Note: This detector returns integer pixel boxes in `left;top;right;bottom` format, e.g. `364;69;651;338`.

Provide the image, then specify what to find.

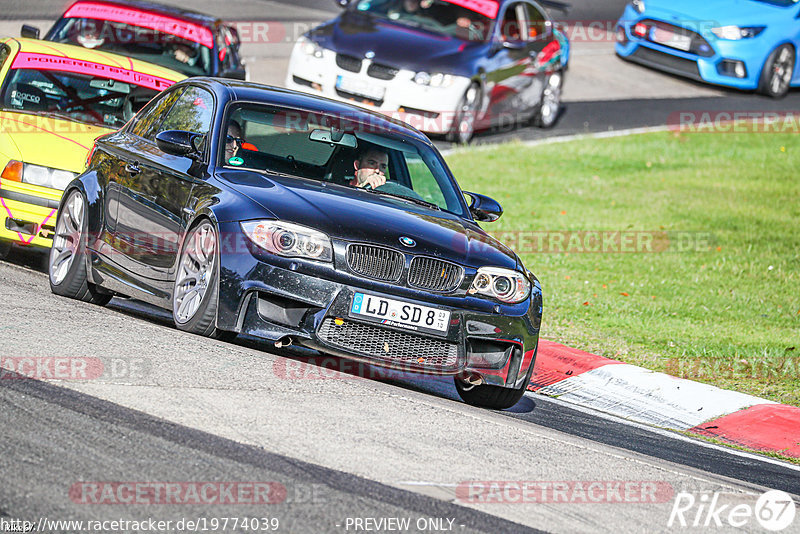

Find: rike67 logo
668;490;796;531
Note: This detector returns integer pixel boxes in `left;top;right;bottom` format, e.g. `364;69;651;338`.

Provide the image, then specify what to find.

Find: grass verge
447;131;800;406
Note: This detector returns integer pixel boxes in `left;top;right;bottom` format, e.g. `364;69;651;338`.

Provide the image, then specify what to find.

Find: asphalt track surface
1;250;799;533
0;373;536;534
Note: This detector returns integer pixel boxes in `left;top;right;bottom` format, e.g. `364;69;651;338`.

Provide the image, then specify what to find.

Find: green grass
446;132;800;406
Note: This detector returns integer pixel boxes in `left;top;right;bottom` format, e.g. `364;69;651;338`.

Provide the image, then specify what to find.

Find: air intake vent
318;318;459;369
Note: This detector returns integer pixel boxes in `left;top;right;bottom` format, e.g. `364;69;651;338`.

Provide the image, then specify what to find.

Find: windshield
47;17;213;77
0;56;171;128
221;104;468;217
352;0;495;41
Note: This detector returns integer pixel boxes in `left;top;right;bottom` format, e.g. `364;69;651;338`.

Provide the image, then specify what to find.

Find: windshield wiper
362;187;441;210
38;110;104;127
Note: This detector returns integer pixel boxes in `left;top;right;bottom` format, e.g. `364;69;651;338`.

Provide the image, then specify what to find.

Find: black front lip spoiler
0;186;60;209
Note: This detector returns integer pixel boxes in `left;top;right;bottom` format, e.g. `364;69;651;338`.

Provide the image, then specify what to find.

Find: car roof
4;37;187;82
194;78;434;145
61;0;222;27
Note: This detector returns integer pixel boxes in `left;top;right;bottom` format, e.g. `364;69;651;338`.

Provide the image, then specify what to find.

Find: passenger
225;120;243;162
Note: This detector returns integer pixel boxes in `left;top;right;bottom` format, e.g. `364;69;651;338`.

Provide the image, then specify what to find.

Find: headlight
241;220;333;262
711;26;765;40
631;0;645;14
1;160;76;190
413;72;455;88
297;36;324;58
469;267;530;304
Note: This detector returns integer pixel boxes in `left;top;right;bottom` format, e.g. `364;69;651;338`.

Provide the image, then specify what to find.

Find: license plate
651;27;692;52
350;293;450;335
336;75;385;101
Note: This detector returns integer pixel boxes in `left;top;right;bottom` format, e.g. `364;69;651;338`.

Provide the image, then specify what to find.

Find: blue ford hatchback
616;0;799;97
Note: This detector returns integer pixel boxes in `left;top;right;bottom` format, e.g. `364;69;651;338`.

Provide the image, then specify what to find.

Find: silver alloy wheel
455;85;480;144
538;72;562;128
770;46;794;96
174;222;217;324
49;190;84;285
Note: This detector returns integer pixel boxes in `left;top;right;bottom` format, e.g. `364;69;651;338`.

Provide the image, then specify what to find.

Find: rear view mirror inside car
309;128;357;148
89;78;131;94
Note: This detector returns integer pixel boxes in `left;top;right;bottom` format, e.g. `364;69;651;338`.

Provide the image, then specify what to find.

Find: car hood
219;170;519;271
643;0;792;26
310;12;484;74
0;111;112;172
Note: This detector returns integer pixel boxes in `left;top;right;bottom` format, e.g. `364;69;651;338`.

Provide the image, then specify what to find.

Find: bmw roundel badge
399;236;416;247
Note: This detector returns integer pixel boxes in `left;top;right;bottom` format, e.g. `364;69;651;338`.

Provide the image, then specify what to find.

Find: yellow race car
0;37;184;256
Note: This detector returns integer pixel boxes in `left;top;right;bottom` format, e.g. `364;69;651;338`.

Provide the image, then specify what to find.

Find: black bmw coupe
48;78;542;409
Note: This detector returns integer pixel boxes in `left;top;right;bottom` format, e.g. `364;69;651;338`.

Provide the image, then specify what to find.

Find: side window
500;4;527;41
131;87;185;140
0;44;10;71
524;3;548;40
405;152;446;207
159;86;215;134
217;27;238;70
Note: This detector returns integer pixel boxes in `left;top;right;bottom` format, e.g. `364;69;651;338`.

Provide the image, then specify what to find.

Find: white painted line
534;363;775;431
440;126;670;157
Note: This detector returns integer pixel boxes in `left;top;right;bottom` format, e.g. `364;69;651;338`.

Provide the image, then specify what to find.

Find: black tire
48;189;112;305
532;70;563;128
758;44;795;98
455;350;535;410
172;219;234;340
0;240;11;260
446;83;481;144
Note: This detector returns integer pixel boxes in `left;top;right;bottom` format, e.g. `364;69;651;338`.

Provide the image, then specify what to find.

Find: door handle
125;162;141;175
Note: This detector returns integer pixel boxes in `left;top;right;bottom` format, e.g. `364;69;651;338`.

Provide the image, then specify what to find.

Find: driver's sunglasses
226;135;243;146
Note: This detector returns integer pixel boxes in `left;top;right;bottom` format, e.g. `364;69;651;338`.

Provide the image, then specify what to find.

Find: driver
76;21;105;49
389;0;434;18
350;148;388;189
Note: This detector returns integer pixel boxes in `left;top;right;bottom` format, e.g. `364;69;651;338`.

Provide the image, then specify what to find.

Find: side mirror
464;191;503;222
156;130;203;158
20;25;40;39
501;39;527;51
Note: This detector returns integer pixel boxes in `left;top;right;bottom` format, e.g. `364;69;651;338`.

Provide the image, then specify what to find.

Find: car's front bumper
614;7;777;91
285;44;472;135
215;221;541;390
0;179;60;249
